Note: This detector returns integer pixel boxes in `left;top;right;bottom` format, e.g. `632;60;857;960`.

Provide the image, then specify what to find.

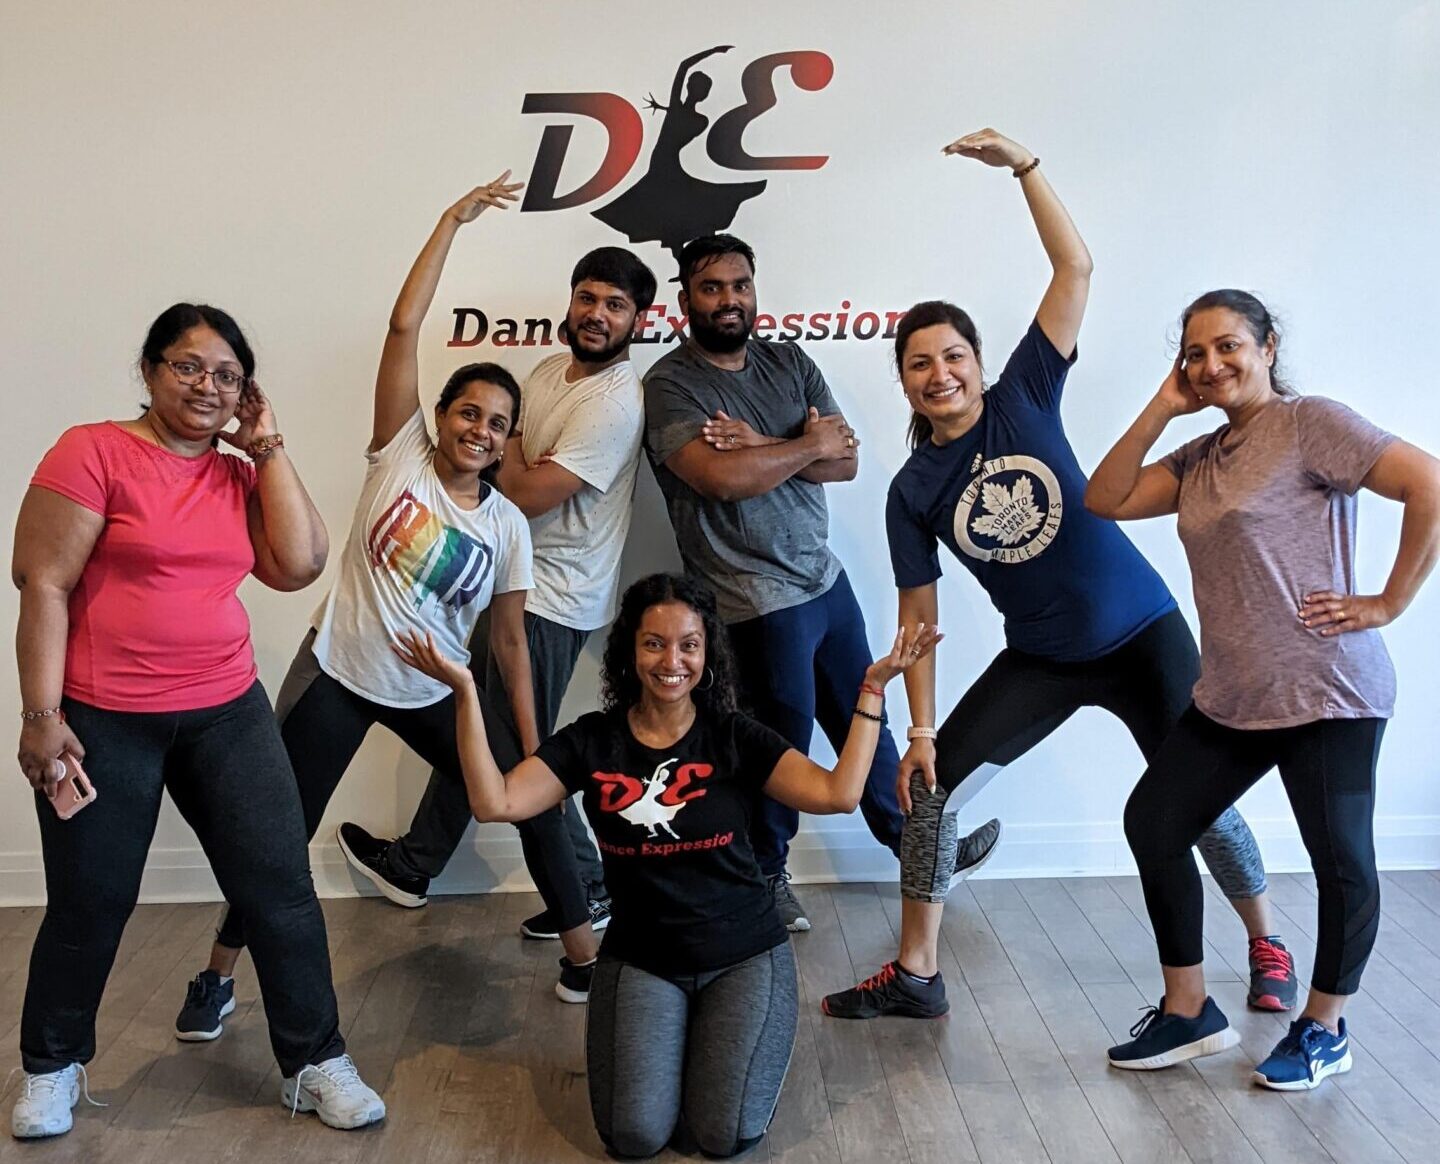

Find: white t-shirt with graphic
311;409;533;708
518;354;644;631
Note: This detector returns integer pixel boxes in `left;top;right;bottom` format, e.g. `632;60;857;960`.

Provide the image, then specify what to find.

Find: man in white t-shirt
342;247;656;935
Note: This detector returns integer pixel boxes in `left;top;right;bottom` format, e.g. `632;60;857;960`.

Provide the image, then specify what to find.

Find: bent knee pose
824;131;1285;1022
183;174;598;1020
346;245;659;946
11;304;383;1139
643;234;902;934
1094;290;1440;1090
392;573;939;1159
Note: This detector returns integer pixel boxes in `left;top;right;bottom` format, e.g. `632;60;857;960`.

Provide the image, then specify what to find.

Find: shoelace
3;1063;107;1109
288;1054;363;1118
1250;939;1294;982
853;963;899;995
1129;1005;1162;1039
1273;1020;1330;1081
185;974;216;1007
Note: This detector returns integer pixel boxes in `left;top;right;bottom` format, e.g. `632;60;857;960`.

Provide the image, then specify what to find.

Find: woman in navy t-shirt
393;572;938;1160
823;130;1288;1023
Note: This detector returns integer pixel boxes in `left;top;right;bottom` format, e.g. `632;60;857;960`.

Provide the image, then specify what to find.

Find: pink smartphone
48;752;96;819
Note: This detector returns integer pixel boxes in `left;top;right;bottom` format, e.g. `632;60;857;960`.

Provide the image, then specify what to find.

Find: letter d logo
520;93;644;212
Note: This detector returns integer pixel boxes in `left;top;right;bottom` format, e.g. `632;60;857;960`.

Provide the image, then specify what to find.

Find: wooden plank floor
2;871;1439;1163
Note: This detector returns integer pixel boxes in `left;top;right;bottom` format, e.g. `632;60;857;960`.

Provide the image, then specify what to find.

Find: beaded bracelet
20;707;62;721
853;706;883;722
1013;156;1041;179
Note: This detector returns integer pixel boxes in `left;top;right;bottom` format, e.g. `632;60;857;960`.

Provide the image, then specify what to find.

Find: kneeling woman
395;573;938;1159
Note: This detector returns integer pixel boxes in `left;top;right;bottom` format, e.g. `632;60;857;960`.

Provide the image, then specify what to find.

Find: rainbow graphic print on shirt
367;489;494;612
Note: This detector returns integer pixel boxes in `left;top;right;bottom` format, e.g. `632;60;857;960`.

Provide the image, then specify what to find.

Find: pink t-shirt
30;422;259;712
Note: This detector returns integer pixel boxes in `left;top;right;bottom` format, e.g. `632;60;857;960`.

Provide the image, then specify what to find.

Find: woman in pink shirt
10;303;385;1139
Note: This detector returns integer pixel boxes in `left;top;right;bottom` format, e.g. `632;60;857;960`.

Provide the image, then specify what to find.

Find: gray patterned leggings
586;943;798;1159
901;610;1268;904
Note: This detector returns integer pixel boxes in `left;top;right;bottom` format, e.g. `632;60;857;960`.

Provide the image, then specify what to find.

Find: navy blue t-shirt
885;321;1175;662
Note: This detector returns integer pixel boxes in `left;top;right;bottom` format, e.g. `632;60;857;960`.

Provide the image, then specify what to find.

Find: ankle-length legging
586;943;798;1159
215;630;589;949
1126;706;1384;995
901;610;1268;904
21;684;344;1077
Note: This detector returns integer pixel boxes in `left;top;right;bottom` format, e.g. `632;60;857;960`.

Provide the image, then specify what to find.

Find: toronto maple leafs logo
954;455;1063;563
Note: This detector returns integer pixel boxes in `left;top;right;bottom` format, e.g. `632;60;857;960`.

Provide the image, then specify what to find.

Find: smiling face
681;252;757;355
633;601;707;709
899;322;985;431
564;278;639;366
1180;307;1277;410
141;324;245;440
433;379;515;478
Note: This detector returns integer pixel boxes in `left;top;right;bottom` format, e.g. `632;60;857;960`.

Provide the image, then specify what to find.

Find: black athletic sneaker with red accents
821;961;949;1019
1247;936;1298;1011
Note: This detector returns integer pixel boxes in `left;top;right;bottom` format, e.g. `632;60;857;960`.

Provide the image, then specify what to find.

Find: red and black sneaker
1247;936;1298;1011
821;961;949;1020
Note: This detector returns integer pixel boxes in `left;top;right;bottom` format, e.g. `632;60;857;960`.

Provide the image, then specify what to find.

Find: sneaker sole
554;982;589;1004
821;996;950;1020
520;914;612;941
279;1081;386;1129
784;916;812;933
1109;1025;1241;1070
175;996;237;1041
1247;991;1296;1012
337;827;426;909
1252;1050;1352;1091
949;820;1003;894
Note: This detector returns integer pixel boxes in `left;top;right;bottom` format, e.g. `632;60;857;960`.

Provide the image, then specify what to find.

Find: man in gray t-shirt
643;234;905;931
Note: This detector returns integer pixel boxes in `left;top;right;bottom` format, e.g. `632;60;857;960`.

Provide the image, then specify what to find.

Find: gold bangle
248;433;285;462
20;706;62;720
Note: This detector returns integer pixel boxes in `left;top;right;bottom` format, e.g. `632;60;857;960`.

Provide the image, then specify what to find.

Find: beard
687;307;754;354
564;315;632;366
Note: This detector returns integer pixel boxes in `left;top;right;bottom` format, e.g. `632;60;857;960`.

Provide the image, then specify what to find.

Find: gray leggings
901;610;1268;903
586;943;798;1159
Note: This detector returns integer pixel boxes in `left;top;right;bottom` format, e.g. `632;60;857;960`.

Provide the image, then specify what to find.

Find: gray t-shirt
1161;395;1396;729
644;339;842;623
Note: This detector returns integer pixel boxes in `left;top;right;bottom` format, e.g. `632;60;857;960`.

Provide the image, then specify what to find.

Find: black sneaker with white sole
337;822;429;908
555;957;594;1003
949;818;1002;892
175;970;236;1041
768;872;810;932
520;897;614;940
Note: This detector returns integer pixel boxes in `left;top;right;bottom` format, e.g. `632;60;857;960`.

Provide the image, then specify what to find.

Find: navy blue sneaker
175;970;236;1041
1253;1017;1352;1090
1107;996;1240;1070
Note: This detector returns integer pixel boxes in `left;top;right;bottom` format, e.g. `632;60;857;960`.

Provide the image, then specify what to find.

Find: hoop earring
696;667;715;692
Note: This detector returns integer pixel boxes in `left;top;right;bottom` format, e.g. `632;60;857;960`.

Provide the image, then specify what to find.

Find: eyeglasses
162;360;247;394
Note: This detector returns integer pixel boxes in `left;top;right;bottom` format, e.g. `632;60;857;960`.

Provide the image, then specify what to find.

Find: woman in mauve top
1092;289;1440;1091
11;303;384;1138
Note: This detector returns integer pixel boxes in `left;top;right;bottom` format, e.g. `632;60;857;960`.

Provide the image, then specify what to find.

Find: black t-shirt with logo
535;707;793;976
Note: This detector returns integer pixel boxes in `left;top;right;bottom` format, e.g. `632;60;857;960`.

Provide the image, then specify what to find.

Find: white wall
1;1;1437;904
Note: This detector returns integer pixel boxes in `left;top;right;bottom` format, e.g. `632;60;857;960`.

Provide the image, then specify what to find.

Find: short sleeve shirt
535;708;792;976
1161;395;1396;728
310;410;532;708
644;340;842;624
517;354;645;631
30;422;259;712
886;322;1176;661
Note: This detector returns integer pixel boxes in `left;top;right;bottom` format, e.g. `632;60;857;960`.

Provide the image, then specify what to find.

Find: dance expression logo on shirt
367;490;495;611
954;456;1063;564
516;46;833;269
591;758;714;839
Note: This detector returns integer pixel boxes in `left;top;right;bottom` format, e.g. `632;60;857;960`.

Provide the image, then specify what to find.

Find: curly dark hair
600;574;741;716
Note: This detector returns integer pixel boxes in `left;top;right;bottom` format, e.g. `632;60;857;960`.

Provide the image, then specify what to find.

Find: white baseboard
1;816;1436;907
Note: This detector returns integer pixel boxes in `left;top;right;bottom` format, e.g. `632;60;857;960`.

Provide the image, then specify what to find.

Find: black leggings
1126;706;1384;995
22;684;343;1077
217;630;589;948
901;609;1268;904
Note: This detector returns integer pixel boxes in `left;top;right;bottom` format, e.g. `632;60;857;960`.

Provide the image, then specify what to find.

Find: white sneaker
280;1054;385;1129
10;1063;100;1139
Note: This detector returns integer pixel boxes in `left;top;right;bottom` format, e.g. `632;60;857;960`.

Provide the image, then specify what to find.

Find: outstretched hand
391;629;475;692
446;171;525;224
865;623;943;689
942;128;1035;172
